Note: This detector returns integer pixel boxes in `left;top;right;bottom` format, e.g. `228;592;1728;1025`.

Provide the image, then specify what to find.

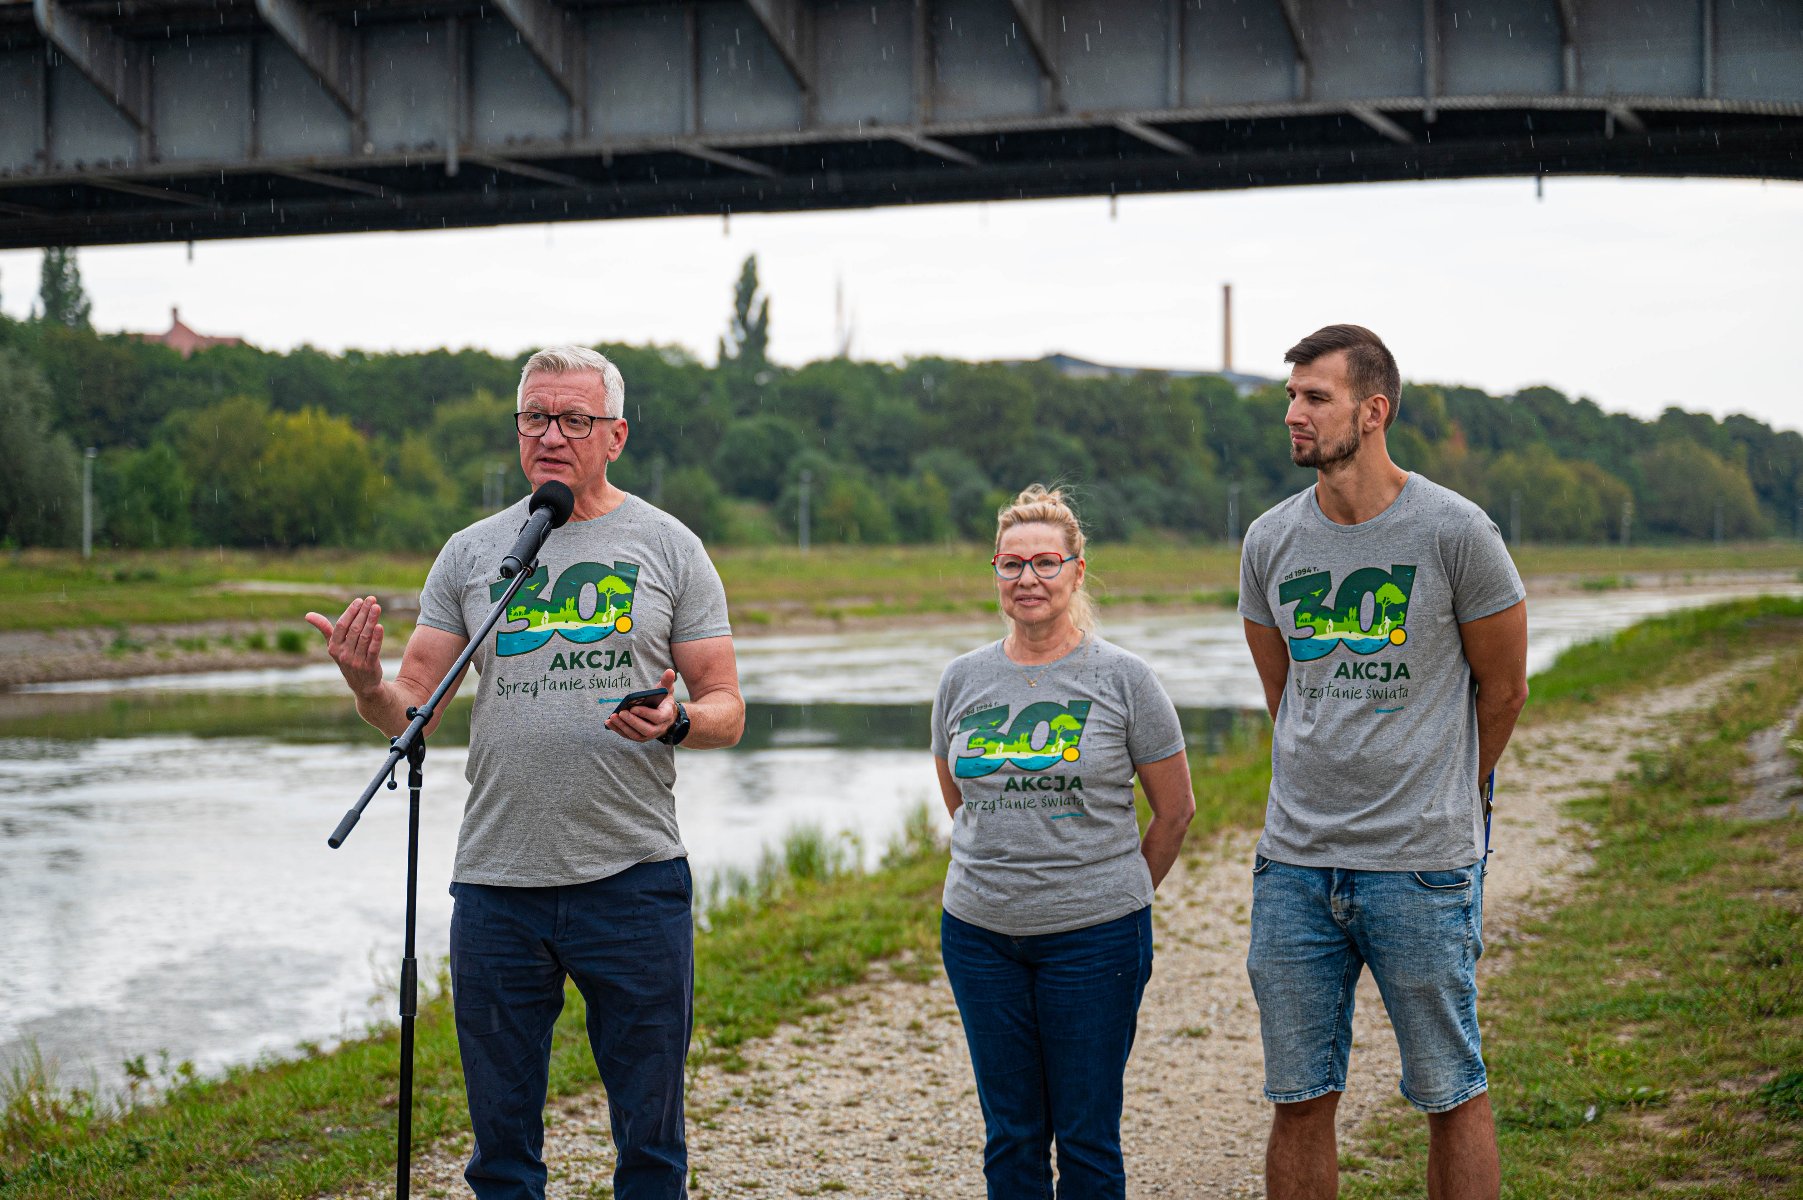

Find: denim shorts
1245;855;1487;1114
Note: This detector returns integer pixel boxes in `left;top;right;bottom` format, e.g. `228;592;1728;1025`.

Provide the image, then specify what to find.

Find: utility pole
482;463;506;512
82;446;97;559
798;469;812;555
1621;498;1634;547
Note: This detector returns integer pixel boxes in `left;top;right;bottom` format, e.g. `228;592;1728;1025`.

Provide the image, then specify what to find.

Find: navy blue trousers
449;858;693;1200
941;906;1154;1200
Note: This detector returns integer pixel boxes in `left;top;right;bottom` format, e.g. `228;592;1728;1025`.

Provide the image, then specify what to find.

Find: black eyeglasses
515;411;616;439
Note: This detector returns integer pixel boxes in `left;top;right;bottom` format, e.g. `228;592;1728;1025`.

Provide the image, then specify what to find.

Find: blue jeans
1246;855;1487;1114
940;907;1154;1200
449;858;694;1200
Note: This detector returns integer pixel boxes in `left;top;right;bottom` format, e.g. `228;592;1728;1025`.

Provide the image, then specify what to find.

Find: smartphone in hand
612;687;669;714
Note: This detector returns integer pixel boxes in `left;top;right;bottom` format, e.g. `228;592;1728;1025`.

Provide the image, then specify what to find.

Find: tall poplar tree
718;254;770;375
38;247;93;328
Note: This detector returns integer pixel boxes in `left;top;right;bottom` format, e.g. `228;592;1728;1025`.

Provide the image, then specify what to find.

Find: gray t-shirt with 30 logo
932;635;1186;937
1239;473;1525;872
417;493;732;887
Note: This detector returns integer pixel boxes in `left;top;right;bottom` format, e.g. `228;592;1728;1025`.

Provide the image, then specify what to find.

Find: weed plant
1;1049;99;1165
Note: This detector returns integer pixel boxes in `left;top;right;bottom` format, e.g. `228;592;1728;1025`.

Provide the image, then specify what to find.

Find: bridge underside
1;0;1798;249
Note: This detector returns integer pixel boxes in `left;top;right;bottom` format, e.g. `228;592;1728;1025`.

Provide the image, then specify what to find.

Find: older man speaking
307;345;744;1200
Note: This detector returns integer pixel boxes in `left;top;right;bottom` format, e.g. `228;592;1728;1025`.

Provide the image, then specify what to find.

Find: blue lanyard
1483;771;1495;858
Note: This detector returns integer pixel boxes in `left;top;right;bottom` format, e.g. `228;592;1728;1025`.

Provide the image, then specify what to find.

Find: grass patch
1756;1070;1803;1119
1509;542;1803;579
104;625;145;656
1526;594;1803;715
1187;717;1275;846
1344;626;1803;1199
0;817;948;1199
5;541;1798;635
0;549;427;633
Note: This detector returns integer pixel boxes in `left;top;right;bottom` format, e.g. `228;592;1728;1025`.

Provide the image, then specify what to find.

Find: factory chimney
1222;283;1234;374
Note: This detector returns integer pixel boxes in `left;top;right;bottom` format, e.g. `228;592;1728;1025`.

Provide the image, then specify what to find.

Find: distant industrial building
1019;282;1276;395
1029;353;1277;396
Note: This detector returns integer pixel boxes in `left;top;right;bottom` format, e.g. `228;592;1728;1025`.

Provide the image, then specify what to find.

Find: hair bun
1014;483;1069;509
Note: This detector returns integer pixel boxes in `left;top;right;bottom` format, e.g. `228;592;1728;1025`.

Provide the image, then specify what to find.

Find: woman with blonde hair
931;484;1196;1199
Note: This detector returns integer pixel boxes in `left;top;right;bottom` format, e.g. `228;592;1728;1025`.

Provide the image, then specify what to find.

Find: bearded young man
1237;325;1529;1200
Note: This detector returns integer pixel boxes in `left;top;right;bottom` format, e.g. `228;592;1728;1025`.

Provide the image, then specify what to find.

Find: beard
1291;421;1361;470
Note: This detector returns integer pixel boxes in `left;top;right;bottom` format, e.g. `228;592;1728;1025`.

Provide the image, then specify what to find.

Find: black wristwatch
658;701;691;746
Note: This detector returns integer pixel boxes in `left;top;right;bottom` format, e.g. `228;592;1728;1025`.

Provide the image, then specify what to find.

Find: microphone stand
326;558;539;1200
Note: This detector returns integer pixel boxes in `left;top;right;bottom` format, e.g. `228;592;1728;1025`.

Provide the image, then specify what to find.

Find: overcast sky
2;175;1798;433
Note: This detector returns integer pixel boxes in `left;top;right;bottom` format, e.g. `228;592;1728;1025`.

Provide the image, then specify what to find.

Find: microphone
499;481;576;578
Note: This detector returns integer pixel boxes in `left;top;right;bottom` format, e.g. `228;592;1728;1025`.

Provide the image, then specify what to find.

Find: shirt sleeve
1237;524;1276;627
1126;654;1187;766
930;672;952;759
670;528;734;643
1448;511;1527;623
416;534;470;638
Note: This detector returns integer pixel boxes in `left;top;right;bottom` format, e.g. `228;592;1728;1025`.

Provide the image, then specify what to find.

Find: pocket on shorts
1411;866;1475;890
1252;854;1272;875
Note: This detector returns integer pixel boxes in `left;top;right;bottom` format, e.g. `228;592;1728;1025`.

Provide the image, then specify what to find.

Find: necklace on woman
1009;629;1084;687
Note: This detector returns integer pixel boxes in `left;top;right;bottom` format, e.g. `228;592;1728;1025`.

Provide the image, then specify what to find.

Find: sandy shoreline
1;568;1795;692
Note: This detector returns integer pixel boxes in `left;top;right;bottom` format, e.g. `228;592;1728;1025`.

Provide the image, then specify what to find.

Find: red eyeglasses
991;551;1079;581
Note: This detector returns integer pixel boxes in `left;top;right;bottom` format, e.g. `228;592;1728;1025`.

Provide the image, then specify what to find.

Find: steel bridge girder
0;0;1799;250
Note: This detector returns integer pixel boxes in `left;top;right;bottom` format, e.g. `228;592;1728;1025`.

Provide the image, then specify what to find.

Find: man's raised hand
305;595;386;698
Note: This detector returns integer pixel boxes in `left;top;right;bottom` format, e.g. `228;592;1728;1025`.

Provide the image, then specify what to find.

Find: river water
0;581;1794;1097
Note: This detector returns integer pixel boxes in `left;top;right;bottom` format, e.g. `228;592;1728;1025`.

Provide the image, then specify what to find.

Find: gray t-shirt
417;493;732;887
1239;473;1525;871
931;634;1186;937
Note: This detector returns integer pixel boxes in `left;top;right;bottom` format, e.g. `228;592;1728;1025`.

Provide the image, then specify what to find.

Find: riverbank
1;539;1798;688
4;597;1799;1199
341;608;1802;1199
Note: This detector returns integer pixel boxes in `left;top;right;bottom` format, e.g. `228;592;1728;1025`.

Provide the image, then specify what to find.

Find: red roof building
133;307;245;358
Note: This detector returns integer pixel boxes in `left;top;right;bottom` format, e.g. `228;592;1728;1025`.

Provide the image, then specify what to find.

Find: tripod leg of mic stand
397;735;425;1200
324;576;536;1195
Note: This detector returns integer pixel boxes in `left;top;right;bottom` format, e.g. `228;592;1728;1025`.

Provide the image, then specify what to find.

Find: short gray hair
517;346;625;418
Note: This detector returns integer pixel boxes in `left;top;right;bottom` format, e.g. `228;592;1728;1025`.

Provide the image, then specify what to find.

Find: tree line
0;253;1796;551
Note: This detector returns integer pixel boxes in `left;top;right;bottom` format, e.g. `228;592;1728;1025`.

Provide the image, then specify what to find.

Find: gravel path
1731;693;1803;821
334;664;1763;1200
